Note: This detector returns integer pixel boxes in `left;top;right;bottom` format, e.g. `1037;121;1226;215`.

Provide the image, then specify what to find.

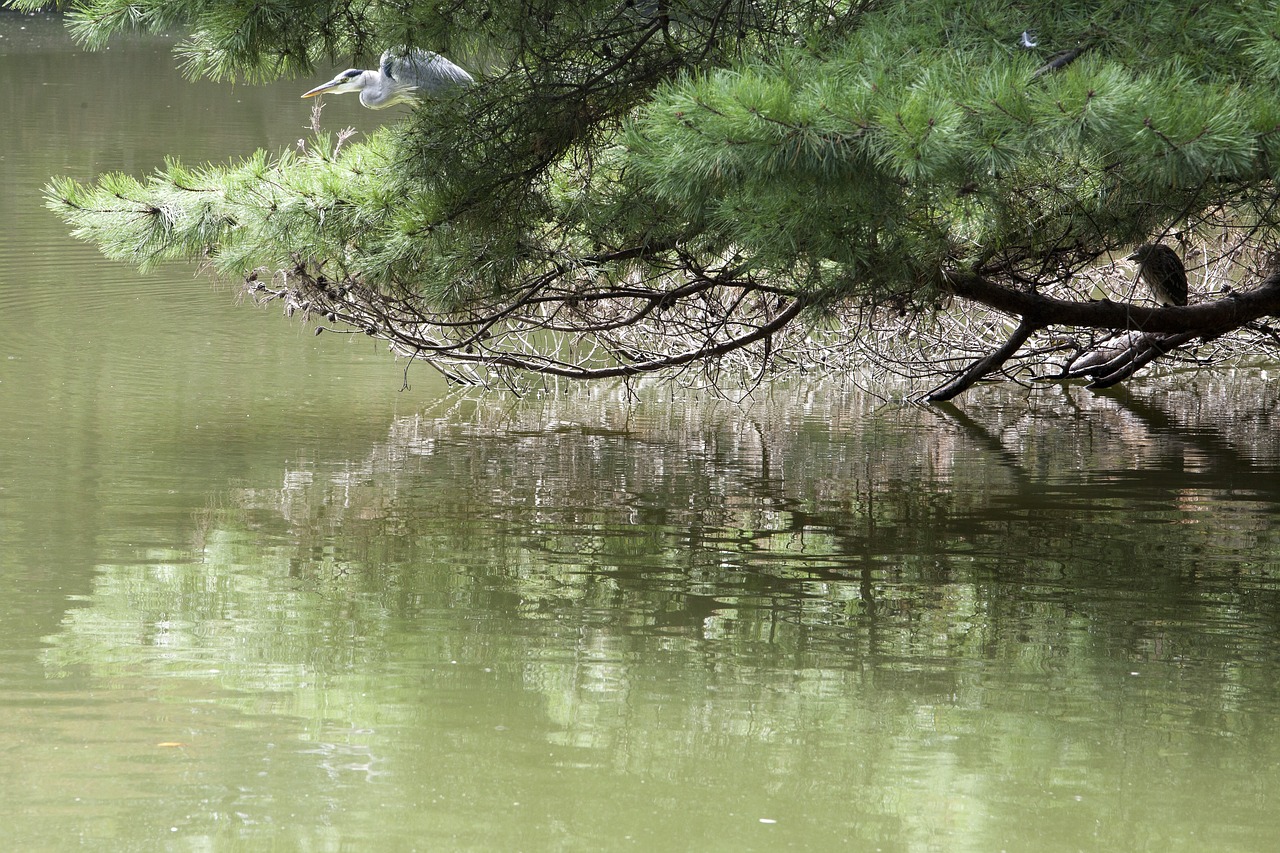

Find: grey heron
1127;243;1188;307
301;48;473;109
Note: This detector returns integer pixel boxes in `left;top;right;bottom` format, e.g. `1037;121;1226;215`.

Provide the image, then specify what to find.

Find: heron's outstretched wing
379;48;474;96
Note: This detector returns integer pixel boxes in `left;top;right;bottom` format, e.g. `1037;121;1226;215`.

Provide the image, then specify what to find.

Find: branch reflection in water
42;377;1280;849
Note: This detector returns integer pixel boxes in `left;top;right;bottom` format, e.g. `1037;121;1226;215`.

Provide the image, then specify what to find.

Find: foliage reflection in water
30;379;1280;850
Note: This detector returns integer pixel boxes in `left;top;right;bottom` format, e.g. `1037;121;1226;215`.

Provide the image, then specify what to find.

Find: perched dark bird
1127;243;1188;307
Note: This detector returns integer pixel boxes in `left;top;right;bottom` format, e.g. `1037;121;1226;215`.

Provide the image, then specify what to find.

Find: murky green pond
5;12;1280;851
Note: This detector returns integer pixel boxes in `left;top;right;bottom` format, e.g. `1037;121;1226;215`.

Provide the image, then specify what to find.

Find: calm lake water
5;11;1280;851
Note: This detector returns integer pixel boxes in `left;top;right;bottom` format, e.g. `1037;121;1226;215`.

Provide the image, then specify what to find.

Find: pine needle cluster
16;0;1280;394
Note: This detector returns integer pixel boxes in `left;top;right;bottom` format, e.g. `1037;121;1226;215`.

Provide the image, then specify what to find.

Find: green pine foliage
13;0;1280;387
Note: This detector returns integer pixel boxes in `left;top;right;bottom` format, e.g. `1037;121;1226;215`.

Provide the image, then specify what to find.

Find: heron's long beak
301;80;341;98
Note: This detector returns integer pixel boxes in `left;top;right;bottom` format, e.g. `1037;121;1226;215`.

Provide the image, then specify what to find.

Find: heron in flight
301;48;473;109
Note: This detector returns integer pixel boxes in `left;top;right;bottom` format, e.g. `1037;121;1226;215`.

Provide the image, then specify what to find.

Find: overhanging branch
449;294;808;379
920;265;1280;400
944;269;1280;332
925;317;1040;402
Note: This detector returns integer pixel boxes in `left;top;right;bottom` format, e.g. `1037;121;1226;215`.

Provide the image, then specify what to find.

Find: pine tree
15;0;1280;398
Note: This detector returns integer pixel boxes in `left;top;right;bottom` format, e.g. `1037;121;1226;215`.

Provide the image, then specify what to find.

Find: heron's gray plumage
302;48;473;109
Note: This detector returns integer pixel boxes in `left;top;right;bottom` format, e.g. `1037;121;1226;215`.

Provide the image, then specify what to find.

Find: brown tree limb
1087;331;1204;388
943;268;1280;332
1032;45;1091;79
476;295;808;379
1062;331;1145;379
923;267;1280;401
925;317;1040;402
